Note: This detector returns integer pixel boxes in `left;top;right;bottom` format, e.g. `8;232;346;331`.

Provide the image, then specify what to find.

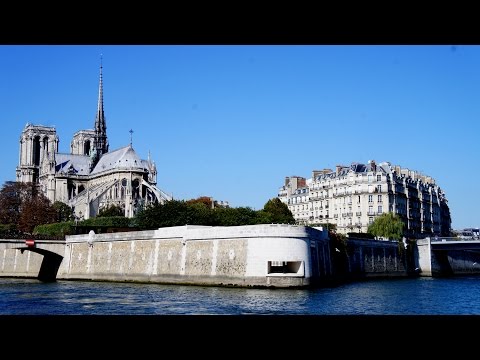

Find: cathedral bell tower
16;124;58;184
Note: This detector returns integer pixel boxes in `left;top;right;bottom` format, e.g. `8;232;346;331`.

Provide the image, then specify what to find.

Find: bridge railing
429;236;479;242
0;233;65;241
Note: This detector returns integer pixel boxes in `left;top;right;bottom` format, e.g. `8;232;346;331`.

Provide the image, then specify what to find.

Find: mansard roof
350;163;366;172
55;153;91;175
314;161;391;181
90;145;147;175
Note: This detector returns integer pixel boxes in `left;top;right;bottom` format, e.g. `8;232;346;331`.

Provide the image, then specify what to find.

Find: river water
1;276;480;315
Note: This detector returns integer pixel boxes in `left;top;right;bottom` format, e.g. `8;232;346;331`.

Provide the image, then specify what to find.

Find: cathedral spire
94;54;108;158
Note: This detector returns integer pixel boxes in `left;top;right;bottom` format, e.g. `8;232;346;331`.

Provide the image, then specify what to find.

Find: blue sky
0;45;477;230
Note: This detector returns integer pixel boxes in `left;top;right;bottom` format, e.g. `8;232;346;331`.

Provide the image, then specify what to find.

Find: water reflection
1;277;480;315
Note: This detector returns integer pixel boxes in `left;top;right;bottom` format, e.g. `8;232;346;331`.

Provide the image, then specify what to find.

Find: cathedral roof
55;153;91;175
90;145;147;175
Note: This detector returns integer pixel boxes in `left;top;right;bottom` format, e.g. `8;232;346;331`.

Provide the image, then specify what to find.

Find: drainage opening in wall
267;261;304;277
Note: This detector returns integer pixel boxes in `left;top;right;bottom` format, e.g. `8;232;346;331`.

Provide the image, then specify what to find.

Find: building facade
278;160;451;238
16;61;172;220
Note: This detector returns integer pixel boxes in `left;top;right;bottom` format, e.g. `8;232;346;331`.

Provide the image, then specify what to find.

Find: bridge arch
9;240;65;255
15;245;64;282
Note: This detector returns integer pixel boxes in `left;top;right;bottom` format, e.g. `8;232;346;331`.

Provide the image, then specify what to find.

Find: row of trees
0;180;406;242
134;197;296;229
305;212;406;241
0;181;296;236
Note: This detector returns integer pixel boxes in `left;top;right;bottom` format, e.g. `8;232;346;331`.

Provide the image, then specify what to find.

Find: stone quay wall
339;238;409;279
0;226;418;287
0;224;332;288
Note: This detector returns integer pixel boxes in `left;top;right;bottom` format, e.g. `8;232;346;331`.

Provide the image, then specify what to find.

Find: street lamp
74;210;83;234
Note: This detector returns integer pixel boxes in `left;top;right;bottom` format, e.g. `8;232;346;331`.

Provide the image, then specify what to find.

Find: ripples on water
1;276;480;315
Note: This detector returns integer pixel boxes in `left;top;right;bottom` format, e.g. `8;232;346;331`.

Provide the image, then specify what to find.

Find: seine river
2;276;480;315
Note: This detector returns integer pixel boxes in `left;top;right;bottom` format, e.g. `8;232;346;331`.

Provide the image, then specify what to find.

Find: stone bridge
416;237;480;276
0;238;66;281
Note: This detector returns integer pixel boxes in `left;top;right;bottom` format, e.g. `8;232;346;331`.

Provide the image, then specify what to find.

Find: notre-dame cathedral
15;60;172;220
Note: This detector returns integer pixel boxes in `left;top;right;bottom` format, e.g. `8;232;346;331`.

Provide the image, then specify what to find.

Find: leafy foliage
136;200;213;229
0;223;20;237
54;201;75;222
72;216;135;235
98;204;124;217
186;196;214;208
0;181;296;235
80;216;132;228
261;198;295;224
135;197;295;229
19;195;57;233
186;202;214;225
0;181;57;233
0;181;26;225
367;212;405;241
213;206;258;226
34;221;75;237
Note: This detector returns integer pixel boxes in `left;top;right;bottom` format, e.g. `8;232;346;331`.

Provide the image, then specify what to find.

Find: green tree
367;212;405;241
134;202;165;229
135;200;197;229
134;198;294;229
19;194;57;233
186;196;214;209
98;204;124;217
54;201;74;222
0;181;25;225
261;198;295;224
158;200;193;227
187;202;213;225
213;206;258;226
34;221;74;237
0;181;57;233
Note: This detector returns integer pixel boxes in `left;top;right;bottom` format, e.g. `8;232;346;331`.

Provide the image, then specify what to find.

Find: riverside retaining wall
341;238;409;278
0;224;332;288
0;225;417;288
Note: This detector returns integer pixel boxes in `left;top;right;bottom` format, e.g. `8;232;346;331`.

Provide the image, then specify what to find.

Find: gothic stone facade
16;62;171;220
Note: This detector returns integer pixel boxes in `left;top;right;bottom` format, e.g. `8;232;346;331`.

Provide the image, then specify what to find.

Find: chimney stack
336;165;342;175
